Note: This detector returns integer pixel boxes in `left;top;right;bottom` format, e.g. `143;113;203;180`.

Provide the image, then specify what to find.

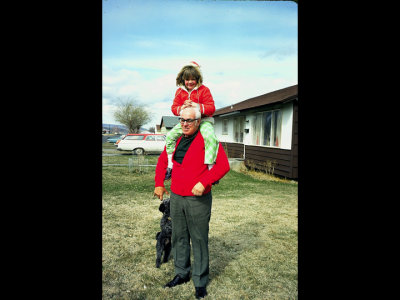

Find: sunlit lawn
102;144;298;299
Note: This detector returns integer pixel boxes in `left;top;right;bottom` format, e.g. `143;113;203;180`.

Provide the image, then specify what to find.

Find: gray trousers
170;191;212;287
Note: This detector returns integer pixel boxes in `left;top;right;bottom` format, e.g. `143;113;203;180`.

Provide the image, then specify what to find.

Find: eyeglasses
179;118;198;125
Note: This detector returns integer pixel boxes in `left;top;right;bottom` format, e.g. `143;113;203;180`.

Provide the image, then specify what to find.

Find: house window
222;119;228;135
252;110;282;147
234;116;245;143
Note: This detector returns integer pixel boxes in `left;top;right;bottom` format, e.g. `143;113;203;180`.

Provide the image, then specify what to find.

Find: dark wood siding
221;143;298;179
245;146;293;178
221;142;244;159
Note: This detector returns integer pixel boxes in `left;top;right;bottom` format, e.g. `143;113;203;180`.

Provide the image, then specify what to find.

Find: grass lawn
102;143;298;299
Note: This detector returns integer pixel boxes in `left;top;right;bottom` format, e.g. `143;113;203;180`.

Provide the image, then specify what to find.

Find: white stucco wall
214;117;235;143
214;101;294;150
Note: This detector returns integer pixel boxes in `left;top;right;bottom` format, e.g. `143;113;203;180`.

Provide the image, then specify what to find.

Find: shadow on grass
208;220;263;284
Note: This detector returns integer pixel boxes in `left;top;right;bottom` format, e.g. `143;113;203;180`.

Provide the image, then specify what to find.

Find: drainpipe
243;117;250;160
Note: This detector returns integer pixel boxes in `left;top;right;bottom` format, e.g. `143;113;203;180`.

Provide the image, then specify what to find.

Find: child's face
184;77;197;92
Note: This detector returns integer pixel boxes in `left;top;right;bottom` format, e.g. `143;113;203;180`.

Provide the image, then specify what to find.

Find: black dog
155;198;172;268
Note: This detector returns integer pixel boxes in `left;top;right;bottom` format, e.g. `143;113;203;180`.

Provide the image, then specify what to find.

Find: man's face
180;109;200;136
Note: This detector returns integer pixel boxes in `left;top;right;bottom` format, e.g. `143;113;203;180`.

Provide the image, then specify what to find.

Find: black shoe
164;275;190;288
165;168;172;181
195;287;207;299
212;180;219;185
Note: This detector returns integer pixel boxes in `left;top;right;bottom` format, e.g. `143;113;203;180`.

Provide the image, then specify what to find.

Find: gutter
217;111;240;117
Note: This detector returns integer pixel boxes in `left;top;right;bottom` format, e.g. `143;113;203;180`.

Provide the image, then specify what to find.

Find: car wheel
134;148;144;155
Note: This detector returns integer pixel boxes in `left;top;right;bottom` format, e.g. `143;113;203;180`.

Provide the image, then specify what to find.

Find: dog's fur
155;198;172;268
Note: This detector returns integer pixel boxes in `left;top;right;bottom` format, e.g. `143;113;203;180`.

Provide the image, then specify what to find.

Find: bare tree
148;126;155;133
113;98;151;133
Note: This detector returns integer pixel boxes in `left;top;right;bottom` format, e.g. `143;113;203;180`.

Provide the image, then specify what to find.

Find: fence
102;153;156;173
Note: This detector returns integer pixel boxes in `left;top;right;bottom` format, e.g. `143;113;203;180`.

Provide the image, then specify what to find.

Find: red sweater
171;84;215;117
155;132;230;196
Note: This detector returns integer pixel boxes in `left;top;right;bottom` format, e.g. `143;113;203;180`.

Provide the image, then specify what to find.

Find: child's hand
190;102;198;109
181;100;193;110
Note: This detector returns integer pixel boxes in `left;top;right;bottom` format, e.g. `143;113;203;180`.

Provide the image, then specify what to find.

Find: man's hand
153;186;169;201
191;182;205;196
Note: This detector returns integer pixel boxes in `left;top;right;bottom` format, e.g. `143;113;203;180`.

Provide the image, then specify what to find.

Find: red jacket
155;132;230;196
171;84;215;117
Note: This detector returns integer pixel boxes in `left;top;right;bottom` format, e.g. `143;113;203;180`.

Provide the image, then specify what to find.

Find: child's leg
199;121;219;166
165;123;183;168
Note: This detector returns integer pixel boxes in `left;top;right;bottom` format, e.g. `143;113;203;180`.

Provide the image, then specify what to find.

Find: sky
102;0;298;129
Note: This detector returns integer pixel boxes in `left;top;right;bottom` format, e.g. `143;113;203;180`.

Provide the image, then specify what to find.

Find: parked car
117;134;166;155
115;134;126;145
107;134;125;144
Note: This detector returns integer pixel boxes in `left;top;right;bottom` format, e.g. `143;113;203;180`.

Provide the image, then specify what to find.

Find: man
153;106;230;299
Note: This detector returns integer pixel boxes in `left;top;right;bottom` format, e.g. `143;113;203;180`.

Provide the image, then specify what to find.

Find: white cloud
102;1;297;129
102;53;297;127
202;55;297;108
102;104;117;124
102;63;177;127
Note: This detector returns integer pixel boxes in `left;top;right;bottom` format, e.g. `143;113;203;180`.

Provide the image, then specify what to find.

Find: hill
102;124;149;134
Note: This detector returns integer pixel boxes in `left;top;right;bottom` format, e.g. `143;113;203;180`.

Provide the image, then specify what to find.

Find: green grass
103;140;119;149
102;143;298;299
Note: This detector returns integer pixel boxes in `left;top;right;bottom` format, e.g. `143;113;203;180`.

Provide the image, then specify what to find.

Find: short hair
180;106;201;120
176;65;203;88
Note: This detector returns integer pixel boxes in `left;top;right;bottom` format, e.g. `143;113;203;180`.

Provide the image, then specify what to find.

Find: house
213;84;298;179
159;116;180;134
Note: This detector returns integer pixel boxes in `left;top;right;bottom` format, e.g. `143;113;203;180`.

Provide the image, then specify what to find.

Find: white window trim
222;119;228;135
252;109;282;148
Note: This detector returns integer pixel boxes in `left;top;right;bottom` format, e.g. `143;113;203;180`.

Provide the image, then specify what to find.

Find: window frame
145;135;156;141
233;116;245;143
222;119;229;135
155;135;166;141
252;109;282;148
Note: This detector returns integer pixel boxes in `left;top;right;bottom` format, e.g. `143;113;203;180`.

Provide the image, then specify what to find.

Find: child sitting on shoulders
165;61;219;181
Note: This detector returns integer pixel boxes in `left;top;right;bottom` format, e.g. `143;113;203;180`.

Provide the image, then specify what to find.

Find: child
165;61;219;181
